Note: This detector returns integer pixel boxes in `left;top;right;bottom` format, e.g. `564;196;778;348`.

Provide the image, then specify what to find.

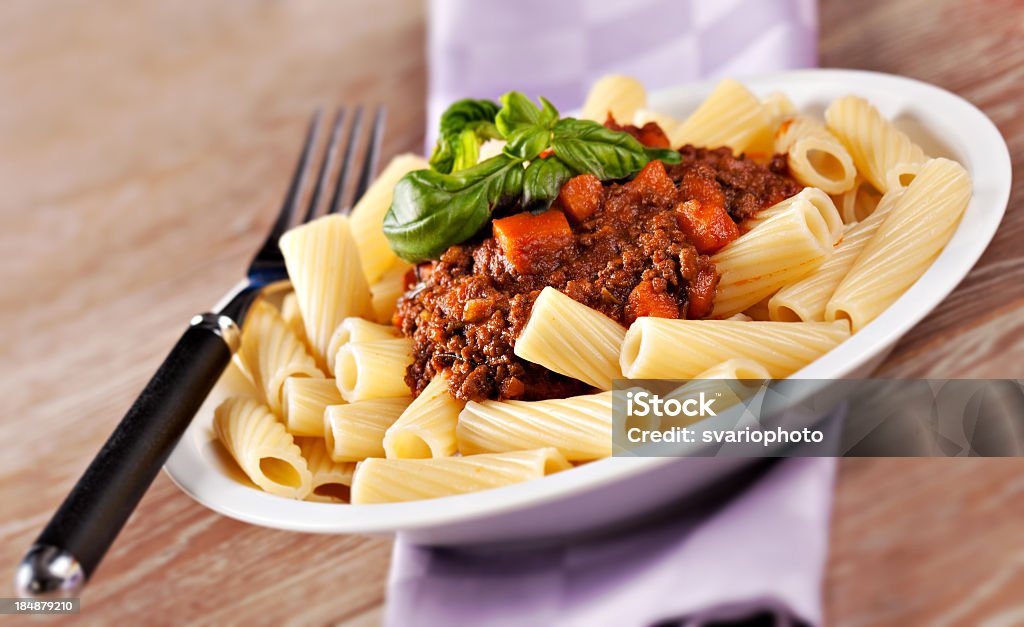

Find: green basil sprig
385;92;681;263
429;98;502;174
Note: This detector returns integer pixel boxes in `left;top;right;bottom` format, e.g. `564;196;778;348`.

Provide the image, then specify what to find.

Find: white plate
165;69;1011;545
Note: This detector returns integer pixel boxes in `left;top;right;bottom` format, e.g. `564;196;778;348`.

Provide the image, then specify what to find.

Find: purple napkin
388;455;836;627
427;0;818;144
390;2;827;625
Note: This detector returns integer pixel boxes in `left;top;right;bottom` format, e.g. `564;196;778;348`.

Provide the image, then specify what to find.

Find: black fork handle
15;313;237;597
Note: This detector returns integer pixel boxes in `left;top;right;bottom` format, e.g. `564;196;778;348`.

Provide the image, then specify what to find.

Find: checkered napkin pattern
427;0;817;144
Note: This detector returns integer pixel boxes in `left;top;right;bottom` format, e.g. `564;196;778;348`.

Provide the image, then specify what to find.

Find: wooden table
1;0;1021;624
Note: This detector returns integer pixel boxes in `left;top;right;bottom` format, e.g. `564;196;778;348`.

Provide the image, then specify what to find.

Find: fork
16;105;386;597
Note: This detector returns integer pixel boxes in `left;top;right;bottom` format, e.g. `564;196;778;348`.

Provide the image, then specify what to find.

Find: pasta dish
209;76;972;505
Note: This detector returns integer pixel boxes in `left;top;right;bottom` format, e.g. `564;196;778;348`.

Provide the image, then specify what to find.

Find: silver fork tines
220;105;386;322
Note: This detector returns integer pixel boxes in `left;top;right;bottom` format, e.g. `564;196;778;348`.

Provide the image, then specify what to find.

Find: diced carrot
463;298;492;323
557;174;602;224
625;281;680;324
492;210;573;274
687;264;718;319
626;160;676;198
674;199;740;254
678;168;725;209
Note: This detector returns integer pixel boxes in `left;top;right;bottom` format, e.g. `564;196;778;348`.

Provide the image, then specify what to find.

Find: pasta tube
620;318;850;379
761;91;797;122
296;437;355;502
351;448;572;504
747;91;798;157
370;260;412;324
742;298;773;321
214;396;312;499
384;374;465;459
325;397;411;462
885;161;923;192
741;187;844;241
279;291;307;344
832;176;882;224
281;376;344;437
669;79;771;153
774;116;856;194
239;300;323;415
825;95;927;193
692;358;771;380
350;154;430;283
334;337;413;402
661;359;770;427
826;158;971;331
457;391;615;461
713;189;842;318
514;286;625;390
326;316;400;372
769;188;904;322
581;74;646;123
279;214;374;372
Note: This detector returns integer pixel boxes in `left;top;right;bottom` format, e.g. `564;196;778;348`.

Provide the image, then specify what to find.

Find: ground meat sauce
671;146;800;222
395;125;803;402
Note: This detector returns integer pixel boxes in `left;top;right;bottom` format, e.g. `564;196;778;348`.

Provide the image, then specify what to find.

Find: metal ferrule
190;312;241;353
15;544;85;598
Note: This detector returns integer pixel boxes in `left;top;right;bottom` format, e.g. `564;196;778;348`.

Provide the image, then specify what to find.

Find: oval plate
165;69;1011;545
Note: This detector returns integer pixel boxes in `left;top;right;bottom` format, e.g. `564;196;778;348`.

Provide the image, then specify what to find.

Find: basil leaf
430;98;501;173
503;126;551;161
522;157;572;210
550;118;681;179
452;129;481;172
495;92;559;137
384;155;525;262
644;147;683;163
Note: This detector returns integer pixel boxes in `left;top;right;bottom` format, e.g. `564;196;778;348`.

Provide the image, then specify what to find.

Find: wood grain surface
1;0;1021;625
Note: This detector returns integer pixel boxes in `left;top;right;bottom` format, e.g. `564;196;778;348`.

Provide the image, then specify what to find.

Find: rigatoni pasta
279;214;374;372
774;116;857;194
825;95;927;193
297;437;356;503
239;300;323;415
826;158;971;331
350;154;430;283
281;376;344;437
350;449;571;504
514;286;625;390
581;74;646;123
832;176;882;224
327;316;400;371
214;397;312;499
334;337;413;402
370;260;412;324
769;188;904;322
457;391;614;461
325;397;411;462
621;318;850;379
383;375;465;459
670;79;771;153
279;291;307;344
713;188;842;318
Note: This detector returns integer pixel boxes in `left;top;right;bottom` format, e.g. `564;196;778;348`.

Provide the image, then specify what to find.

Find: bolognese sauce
395;122;802;402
